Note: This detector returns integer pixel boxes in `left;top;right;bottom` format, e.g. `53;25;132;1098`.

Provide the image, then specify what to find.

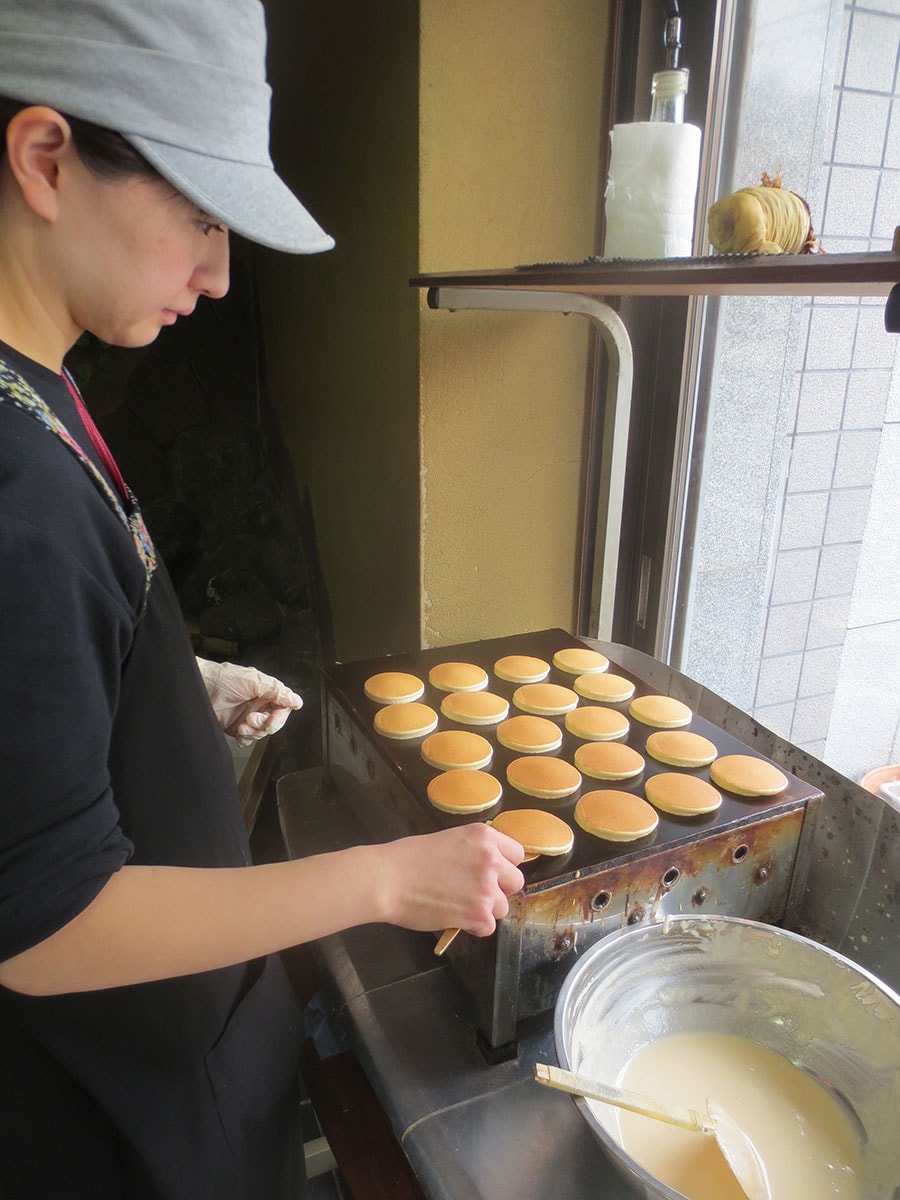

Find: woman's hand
0;828;527;996
195;658;302;746
373;823;526;936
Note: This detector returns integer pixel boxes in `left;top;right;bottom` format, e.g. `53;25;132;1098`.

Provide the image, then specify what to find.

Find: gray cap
0;0;334;254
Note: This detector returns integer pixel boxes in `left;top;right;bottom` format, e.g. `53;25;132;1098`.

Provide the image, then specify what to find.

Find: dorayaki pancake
628;694;692;729
644;773;722;816
506;755;582;799
493;654;551;683
422;729;493;771
373;702;438;739
565;705;630;742
552;647;610;675
428;661;489;692
575;790;659;841
709;754;788;797
512;682;579;715
440;690;509;726
490;808;574;855
496;715;563;754
426;769;503;813
364;671;424;704
573;672;636;704
574;740;645;781
645;729;717;768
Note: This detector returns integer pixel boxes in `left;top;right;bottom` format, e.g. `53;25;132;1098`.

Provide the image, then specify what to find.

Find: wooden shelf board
411;251;900;298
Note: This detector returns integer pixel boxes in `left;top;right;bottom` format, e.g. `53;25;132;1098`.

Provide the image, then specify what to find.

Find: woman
0;2;525;1197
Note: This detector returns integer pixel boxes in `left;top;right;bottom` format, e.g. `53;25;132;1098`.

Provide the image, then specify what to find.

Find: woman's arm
0;823;524;996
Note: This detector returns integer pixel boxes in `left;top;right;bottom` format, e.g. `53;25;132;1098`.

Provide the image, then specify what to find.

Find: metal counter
278;638;900;1200
278;767;638;1200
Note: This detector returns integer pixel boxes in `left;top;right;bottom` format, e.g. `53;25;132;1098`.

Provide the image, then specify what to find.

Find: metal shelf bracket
426;286;634;639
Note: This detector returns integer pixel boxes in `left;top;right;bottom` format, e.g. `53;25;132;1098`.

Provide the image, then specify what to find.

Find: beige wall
419;1;610;646
259;1;611;660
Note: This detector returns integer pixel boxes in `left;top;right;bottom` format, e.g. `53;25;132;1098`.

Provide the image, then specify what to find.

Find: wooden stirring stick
534;1063;711;1131
433;851;540;956
434;928;460;956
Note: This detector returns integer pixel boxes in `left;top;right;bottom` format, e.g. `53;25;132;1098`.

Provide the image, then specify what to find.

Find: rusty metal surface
449;807;807;1049
512;809;804;1016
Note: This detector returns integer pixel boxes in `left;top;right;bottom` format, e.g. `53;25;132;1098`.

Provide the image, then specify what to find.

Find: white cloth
603;121;702;259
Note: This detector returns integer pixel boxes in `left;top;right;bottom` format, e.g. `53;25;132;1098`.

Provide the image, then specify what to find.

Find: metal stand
426;286;634;639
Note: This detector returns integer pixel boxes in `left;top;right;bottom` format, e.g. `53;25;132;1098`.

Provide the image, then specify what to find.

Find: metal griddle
322;628;823;1057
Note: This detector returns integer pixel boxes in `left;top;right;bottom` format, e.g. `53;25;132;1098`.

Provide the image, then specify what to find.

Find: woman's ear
4;106;73;222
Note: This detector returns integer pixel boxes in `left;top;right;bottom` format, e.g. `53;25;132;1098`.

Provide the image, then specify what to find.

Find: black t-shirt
0;344;303;1200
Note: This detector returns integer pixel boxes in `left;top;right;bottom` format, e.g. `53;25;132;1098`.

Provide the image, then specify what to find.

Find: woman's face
54;158;231;348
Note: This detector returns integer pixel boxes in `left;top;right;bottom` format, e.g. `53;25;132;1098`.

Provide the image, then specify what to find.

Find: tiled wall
752;1;900;778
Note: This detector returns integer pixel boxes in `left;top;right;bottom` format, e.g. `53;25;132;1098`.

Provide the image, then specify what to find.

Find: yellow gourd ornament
707;171;821;255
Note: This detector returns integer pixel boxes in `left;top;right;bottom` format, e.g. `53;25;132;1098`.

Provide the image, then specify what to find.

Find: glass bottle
650;68;690;124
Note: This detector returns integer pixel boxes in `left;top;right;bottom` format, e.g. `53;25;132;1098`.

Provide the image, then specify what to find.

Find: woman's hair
0;96;156;179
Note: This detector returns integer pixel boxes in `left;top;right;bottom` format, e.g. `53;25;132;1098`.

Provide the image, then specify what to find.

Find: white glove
196;658;303;747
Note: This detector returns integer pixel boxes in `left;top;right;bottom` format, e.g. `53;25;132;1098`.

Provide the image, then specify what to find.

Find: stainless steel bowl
554;915;900;1200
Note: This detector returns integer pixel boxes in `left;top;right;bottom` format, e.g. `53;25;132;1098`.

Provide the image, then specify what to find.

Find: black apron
0;357;306;1200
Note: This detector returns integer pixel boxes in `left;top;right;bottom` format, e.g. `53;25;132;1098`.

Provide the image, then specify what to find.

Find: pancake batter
585;1031;862;1200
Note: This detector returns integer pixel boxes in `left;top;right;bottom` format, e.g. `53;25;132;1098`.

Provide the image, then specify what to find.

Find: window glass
674;0;900;786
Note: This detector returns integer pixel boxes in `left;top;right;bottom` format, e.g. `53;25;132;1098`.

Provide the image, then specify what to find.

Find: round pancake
628;694;692;729
573;672;635;703
422;730;493;771
552;646;610;675
440;690;509;726
645;773;722;816
428;661;489;692
496;715;563;754
373;702;438;739
506;755;582;799
646;730;717;768
574;741;645;781
364;671;424;704
565;706;630;742
575;790;659;841
709;754;788;797
512;682;579;715
426;769;502;813
490;808;574;855
493;654;550;683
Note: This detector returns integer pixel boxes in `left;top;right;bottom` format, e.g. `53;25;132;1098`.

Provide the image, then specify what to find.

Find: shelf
412;244;900;641
411;249;900;299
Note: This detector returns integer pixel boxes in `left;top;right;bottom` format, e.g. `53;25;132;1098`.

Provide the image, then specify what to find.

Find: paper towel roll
603;122;702;259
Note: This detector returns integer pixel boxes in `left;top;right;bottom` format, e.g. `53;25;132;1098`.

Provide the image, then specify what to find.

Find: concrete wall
680;0;842;709
258;1;611;661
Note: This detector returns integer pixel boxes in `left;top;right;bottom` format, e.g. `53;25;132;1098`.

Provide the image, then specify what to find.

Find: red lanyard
63;372;129;503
